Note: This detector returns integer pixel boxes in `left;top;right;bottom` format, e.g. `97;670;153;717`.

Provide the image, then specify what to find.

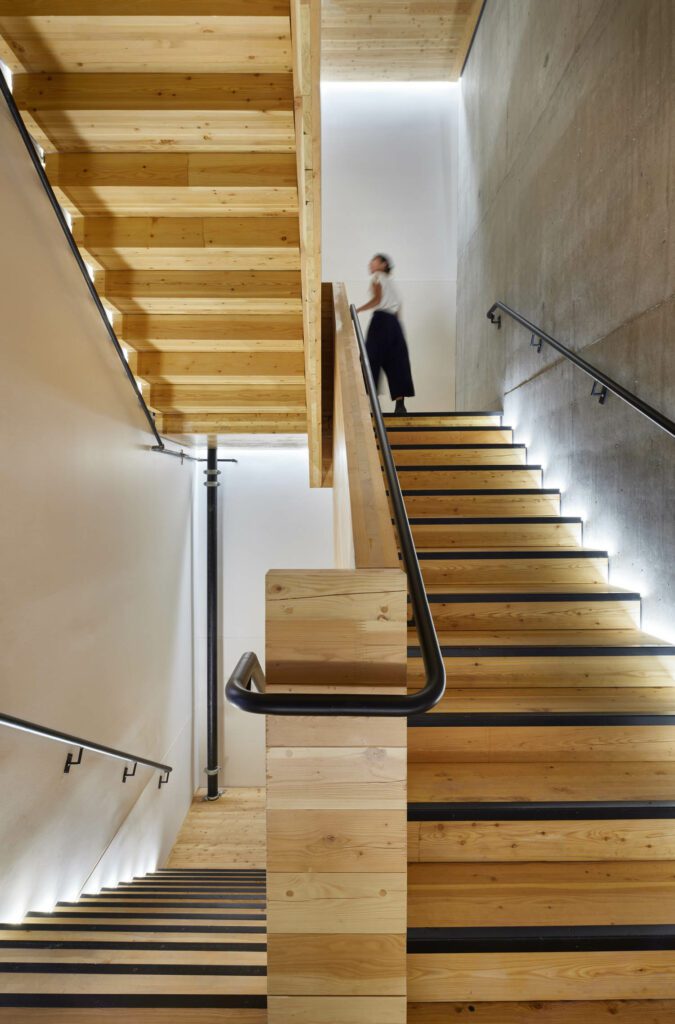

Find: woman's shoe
394;399;408;415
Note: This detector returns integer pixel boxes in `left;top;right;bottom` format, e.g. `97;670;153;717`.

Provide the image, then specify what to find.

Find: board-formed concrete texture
456;0;675;638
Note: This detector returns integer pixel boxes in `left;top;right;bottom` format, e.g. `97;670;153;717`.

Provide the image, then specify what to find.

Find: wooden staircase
0;1;323;480
0;868;267;1021
384;412;675;1021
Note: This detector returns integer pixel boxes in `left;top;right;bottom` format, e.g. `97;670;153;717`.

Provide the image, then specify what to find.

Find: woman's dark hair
374;253;394;274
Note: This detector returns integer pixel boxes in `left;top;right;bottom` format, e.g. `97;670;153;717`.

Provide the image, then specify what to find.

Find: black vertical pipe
205;445;220;799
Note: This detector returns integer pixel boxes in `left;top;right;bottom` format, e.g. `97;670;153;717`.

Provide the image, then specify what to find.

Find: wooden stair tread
421;584;636;596
409;629;671;648
408;861;675;927
408;761;675;803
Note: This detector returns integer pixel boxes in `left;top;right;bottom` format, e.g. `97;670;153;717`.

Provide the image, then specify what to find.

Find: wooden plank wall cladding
265;569;408;1023
322;0;483;81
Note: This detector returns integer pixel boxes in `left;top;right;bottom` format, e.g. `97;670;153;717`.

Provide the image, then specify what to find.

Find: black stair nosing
3;924;266;934
0;995;268;1009
397;464;542;472
391;443;525;450
387;425;512;433
409;516;580;525
0;963;266;976
0;940;267;952
383;410;503;417
403;488;560;496
408;643;675;657
416;549;607;560
408;712;675;728
407;925;675;954
58;901;266;910
26;911;266;921
407;801;675;821
419;590;640;604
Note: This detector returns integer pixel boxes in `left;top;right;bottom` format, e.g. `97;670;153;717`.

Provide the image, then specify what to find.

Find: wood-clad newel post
265;570;408;1024
265;282;408;1023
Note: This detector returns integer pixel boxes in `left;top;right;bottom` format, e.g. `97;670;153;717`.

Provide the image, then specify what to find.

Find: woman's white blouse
371;271;401;314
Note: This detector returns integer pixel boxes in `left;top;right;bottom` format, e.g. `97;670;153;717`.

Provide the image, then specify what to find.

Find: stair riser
408;820;675;863
408;862;675;927
420;598;640;632
412;523;582;548
387;429;513;444
408;725;675;762
393;449;526;467
410;762;675;803
398;469;542;489
407;1002;675;1023
409;687;675;714
407;655;675;687
407;950;675;1001
418;556;608;586
404;494;561;517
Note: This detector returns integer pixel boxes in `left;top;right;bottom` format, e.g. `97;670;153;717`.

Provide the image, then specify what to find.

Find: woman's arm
355;279;382;314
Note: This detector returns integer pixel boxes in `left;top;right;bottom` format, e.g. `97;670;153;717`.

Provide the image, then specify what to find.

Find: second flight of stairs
384;410;675;1020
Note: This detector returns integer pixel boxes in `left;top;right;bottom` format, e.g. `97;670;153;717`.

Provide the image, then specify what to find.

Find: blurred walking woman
356;254;415;415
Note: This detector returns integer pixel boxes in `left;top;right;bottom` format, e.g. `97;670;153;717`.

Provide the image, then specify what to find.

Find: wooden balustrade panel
331;282;399;570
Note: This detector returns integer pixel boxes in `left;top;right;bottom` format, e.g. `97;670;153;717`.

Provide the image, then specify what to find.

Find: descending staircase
383;411;675;1020
0;868;267;1021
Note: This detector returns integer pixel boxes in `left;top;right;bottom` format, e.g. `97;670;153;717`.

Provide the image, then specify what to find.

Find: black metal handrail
0;69;163;449
488;301;675;438
0;712;172;786
225;302;446;717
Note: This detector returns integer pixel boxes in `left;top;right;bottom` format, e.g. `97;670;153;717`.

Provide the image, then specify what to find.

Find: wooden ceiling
0;1;323;481
321;0;483;80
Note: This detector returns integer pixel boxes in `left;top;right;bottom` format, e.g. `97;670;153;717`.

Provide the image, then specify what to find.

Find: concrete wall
322;82;458;412
192;445;334;788
0;98;195;919
456;0;675;637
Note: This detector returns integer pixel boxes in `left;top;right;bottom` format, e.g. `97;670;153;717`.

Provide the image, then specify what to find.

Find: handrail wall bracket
487;300;675;437
0;712;172;786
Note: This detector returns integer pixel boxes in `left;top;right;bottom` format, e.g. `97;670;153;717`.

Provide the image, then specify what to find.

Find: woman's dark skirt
365;310;415;400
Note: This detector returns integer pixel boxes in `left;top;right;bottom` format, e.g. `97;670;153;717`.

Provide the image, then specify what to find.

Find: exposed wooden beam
47;152;299;218
97;269;302;314
128;350;305;384
73;216;301;271
157;411;307;435
291;0;322;485
0;2;290;14
13;72;294;110
117;313;304;351
46;152;298;186
145;382;306;413
0;7;291;75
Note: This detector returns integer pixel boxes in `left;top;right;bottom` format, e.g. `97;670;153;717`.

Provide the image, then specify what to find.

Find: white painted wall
321;81;458;411
0;101;195;920
193;445;334;787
